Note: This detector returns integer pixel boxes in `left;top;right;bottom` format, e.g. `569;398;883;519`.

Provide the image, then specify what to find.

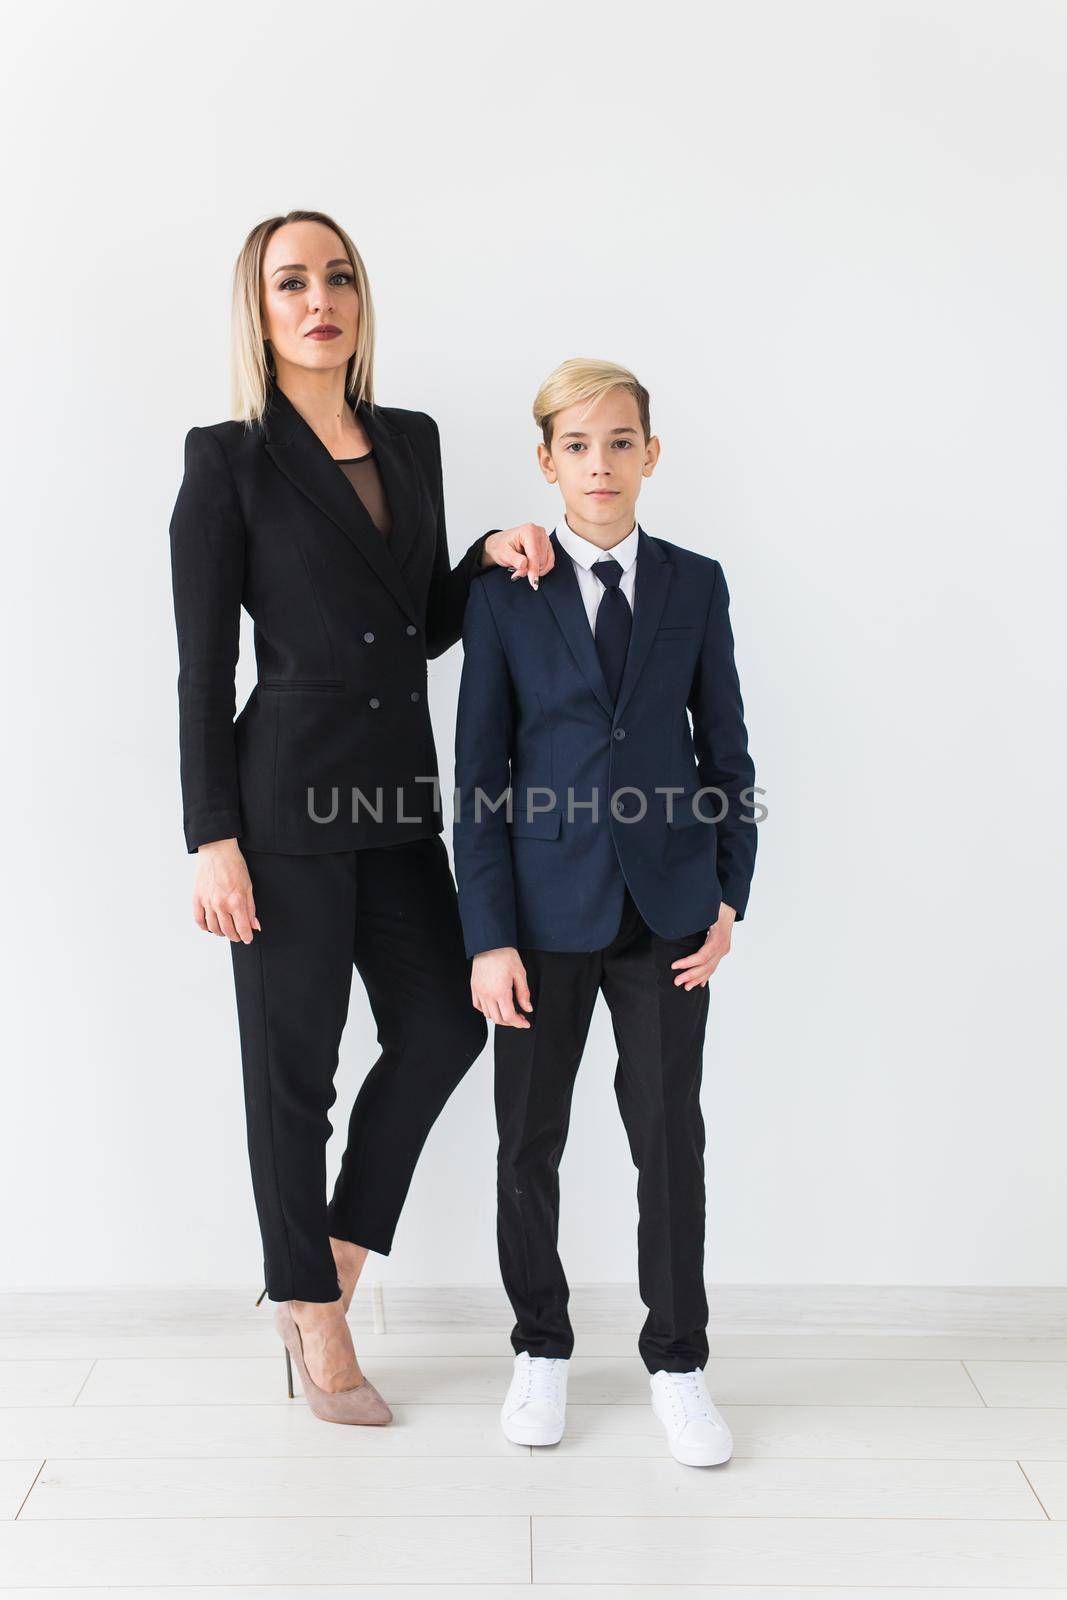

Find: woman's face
260;221;360;378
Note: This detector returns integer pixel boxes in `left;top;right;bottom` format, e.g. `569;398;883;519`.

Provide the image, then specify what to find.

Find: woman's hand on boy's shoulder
481;524;553;589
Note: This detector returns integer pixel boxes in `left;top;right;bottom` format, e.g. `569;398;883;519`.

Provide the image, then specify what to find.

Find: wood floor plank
0;1515;530;1586
533;1512;1067;1586
72;1353;982;1408
968;1361;1067;1408
0;1360;93;1408
3;1588;1067;1600
3;1589;1067;1600
555;1401;1067;1458
18;1453;1043;1522
4;1399;1067;1462
1019;1459;1067;1518
0;1403;526;1459
0;1458;42;1519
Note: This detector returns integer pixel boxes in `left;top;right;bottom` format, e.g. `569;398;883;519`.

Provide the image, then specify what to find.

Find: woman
168;209;553;1424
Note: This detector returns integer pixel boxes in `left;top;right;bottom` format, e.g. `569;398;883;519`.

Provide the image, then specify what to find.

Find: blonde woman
168;210;553;1424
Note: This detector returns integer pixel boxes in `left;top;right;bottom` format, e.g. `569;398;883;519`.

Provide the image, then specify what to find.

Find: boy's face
537;386;660;538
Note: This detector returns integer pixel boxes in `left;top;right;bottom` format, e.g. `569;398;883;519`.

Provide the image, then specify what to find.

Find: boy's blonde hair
229;209;377;426
533;357;651;448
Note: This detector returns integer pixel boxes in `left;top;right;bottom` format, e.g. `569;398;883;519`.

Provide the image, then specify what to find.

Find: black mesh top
334;450;393;540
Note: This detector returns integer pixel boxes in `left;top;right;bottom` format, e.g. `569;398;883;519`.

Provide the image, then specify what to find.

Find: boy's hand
481;524;554;589
671;902;737;990
471;947;534;1027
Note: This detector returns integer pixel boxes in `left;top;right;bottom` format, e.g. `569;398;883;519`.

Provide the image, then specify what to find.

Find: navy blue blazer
453;525;758;956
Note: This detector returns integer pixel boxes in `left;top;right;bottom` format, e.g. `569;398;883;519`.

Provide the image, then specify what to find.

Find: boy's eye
563;439;633;453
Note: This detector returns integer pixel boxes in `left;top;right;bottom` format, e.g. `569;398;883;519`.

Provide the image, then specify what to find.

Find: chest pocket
508;810;562;839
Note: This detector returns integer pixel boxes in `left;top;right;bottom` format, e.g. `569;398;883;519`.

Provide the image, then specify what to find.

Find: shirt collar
554;515;640;573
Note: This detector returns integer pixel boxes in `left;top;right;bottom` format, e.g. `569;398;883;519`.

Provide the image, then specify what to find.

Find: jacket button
613;727;626;740
363;631;375;643
406;624;418;636
410;691;420;702
369;697;380;709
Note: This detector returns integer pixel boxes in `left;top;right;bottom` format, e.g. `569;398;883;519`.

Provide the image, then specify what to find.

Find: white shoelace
514;1356;566;1409
664;1370;716;1426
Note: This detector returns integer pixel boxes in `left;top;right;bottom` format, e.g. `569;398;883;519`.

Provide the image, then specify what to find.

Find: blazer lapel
261;383;420;624
357;401;422;576
612;527;672;721
541;530;615;716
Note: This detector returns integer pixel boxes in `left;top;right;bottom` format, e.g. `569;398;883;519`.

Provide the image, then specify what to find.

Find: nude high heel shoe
273;1300;392;1425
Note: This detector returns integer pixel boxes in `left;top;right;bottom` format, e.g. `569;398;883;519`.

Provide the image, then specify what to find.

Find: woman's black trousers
229;834;487;1302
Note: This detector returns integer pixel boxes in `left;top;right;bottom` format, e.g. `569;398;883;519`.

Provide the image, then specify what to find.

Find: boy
452;359;757;1466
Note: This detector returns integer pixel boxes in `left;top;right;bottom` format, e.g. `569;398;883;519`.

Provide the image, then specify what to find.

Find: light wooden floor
1;1285;1066;1594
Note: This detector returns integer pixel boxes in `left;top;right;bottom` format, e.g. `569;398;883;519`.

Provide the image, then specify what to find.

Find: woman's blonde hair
533;357;651;448
229;209;376;426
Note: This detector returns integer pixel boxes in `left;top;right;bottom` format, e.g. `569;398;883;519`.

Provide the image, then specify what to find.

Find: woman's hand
481;523;554;589
193;839;261;944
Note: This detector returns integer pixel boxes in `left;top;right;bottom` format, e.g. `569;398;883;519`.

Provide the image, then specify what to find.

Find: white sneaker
649;1368;733;1466
500;1351;569;1445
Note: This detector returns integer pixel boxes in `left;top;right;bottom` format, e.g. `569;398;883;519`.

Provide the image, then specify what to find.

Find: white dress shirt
554;517;639;635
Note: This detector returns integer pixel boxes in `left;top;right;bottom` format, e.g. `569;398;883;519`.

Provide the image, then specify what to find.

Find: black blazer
168;380;490;854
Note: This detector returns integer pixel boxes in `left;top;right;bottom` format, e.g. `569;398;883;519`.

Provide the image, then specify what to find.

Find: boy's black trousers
495;881;713;1374
229;834;487;1303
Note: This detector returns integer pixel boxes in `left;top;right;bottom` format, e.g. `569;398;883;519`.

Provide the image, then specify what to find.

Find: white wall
3;0;1064;1291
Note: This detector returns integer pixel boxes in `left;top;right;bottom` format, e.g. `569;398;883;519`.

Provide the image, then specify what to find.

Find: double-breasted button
410;691;420;701
363;631;375;643
406;624;417;636
613;727;626;740
369;697;380;709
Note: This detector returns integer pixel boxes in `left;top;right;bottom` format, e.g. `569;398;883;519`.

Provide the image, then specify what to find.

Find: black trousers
230;834;487;1302
495;882;712;1374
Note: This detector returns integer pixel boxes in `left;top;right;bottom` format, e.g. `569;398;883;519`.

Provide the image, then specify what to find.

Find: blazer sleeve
168;426;246;853
452;578;519;957
420;412;494;659
688;560;758;919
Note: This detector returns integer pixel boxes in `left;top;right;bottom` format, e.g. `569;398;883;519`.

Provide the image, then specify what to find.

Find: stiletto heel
255;1282;268;1306
283;1344;294;1399
273;1300;392;1426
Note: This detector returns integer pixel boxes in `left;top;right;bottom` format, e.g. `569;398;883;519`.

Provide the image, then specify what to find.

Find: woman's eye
277;273;353;292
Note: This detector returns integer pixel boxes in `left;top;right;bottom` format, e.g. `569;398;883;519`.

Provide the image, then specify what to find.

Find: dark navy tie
592;558;632;703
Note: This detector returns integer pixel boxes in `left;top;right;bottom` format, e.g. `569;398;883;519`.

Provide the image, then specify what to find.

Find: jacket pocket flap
665;790;717;829
508;809;563;839
259;678;346;692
